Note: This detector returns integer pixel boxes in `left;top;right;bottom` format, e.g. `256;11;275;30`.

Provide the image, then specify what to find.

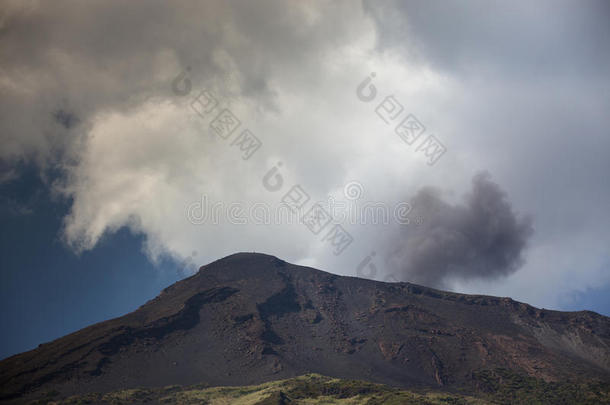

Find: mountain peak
200;251;287;273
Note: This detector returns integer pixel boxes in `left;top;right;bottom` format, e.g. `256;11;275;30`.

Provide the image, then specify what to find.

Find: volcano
1;253;609;403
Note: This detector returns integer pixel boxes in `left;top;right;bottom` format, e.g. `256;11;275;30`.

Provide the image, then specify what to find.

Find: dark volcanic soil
1;253;609;402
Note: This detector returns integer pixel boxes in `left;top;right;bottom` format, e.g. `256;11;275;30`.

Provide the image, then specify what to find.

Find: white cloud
1;0;609;312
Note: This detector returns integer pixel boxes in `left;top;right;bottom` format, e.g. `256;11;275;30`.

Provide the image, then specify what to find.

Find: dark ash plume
387;172;533;288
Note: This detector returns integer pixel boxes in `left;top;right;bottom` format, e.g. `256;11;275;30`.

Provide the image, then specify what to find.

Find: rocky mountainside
1;253;609;403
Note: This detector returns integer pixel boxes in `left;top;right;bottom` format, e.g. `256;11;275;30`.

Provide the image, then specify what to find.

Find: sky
1;0;609;359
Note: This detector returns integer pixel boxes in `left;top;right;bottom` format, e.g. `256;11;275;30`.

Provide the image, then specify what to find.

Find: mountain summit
1;252;609;402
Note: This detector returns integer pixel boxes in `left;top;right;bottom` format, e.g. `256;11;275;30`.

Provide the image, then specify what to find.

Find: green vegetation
471;368;610;404
40;372;609;405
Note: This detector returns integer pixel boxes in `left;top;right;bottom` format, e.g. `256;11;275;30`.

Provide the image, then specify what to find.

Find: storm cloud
387;173;533;288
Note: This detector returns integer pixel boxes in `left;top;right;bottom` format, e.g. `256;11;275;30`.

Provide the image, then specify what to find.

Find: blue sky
0;167;184;359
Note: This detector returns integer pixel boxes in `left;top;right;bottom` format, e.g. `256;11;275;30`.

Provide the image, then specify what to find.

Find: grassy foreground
39;372;609;404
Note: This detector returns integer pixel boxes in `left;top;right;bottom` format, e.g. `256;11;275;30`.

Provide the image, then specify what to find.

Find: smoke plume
387;172;533;288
